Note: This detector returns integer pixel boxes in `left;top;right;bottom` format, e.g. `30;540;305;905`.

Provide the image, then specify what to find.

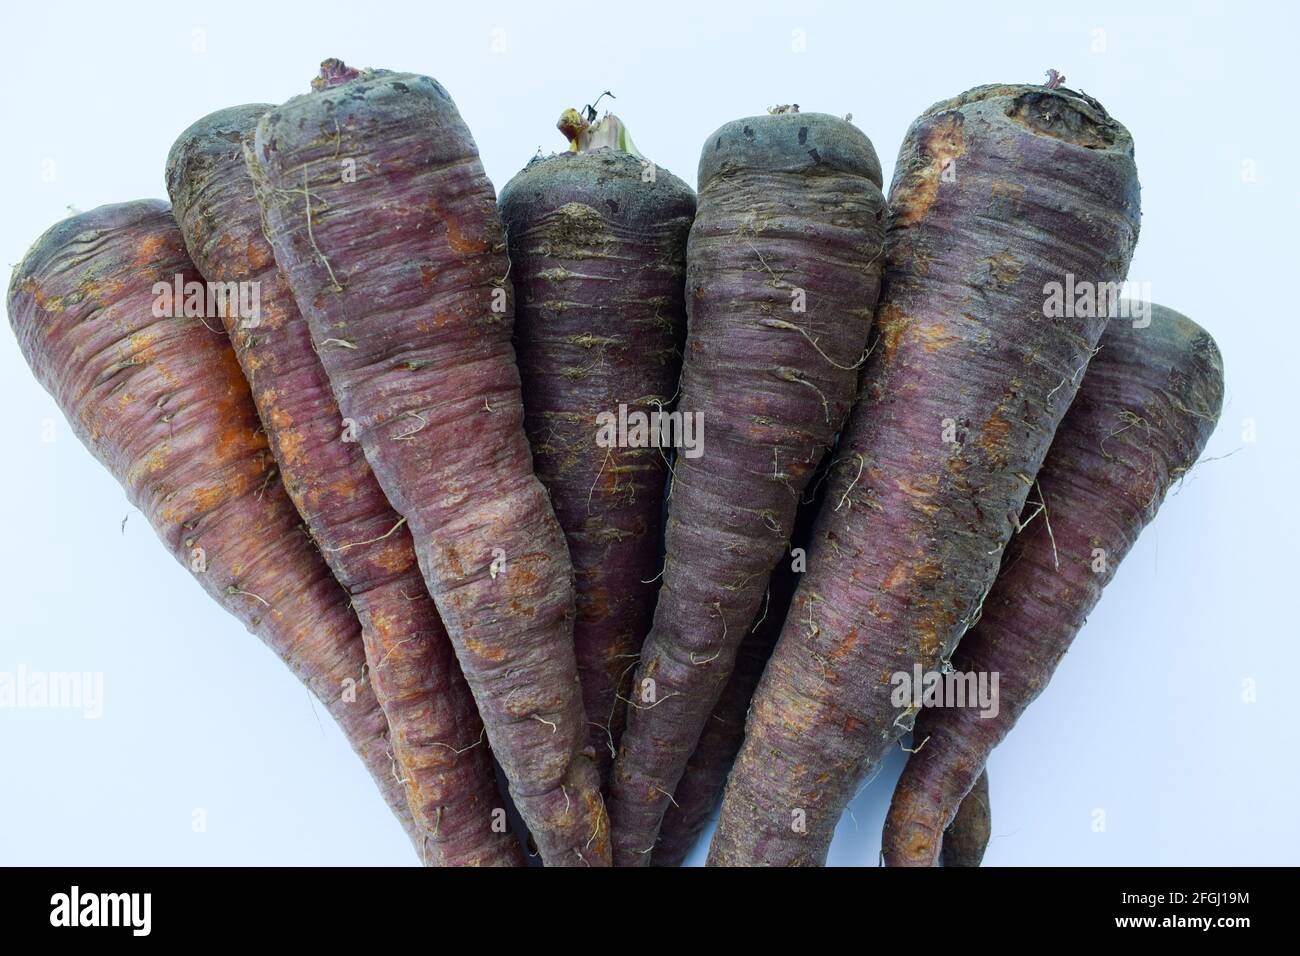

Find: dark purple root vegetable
940;769;990;866
167;106;523;866
609;110;887;865
649;560;788;867
652;467;828;866
247;62;608;866
499;146;695;786
883;307;1223;865
648;621;777;867
710;83;1141;867
8;200;421;850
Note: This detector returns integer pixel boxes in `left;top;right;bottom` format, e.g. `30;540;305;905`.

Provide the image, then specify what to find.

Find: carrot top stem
312;57;364;90
557;106;643;158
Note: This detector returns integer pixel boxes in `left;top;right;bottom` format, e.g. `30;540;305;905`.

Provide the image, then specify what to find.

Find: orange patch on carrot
463;635;508;662
247;236;274;272
875;303;911;365
891;112;966;227
370;539;414;575
444;216;490;256
977;409;1012;466
882;561;911;591
913;321;960;353
133;234;166;266
827;629;859;660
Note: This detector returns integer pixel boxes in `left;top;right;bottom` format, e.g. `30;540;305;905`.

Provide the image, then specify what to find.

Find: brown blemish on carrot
977;409;1012;466
247;236;274;272
914;321;960;353
891;112;966;228
143;445;171;473
882;561;911;591
276;428;307;469
443;213;490;256
132;233;165;266
189;482;230;514
827;629;859;661
980;251;1023;288
1004;89;1117;148
370;539;413;574
897;473;939;502
989;180;1025;215
876;303;911;365
463;635;509;662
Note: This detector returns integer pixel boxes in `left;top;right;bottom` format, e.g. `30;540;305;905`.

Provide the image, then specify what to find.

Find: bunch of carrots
7;59;1224;867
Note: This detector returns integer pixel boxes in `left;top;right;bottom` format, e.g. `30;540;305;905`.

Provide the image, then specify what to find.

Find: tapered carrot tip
519;757;611;866
893;821;943;866
882;781;946;866
942;770;991;867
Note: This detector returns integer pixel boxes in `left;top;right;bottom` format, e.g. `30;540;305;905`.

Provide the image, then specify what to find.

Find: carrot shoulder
710;83;1141;866
7;200;419;851
883;307;1224;866
247;62;608;866
608;110;887;864
499;143;695;785
166;105;523;867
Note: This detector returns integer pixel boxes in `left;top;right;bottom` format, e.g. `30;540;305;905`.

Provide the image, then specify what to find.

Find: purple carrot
167;105;523;866
653;466;829;866
711;82;1141;866
8;200;422;851
884;306;1223;865
246;61;608;866
608;108;887;865
498;123;695;785
940;769;990;866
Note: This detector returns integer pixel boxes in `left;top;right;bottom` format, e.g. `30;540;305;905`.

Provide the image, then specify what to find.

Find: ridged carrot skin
7;200;420;850
166;106;523;867
940;768;990;866
609;111;887;864
499;149;695;785
247;64;609;866
649;569;786;867
652;471;826;866
711;84;1141;866
883;308;1223;866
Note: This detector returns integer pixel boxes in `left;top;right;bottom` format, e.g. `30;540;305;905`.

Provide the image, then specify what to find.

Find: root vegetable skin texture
498;149;695;785
940;769;990;867
650;556;788;867
710;84;1141;867
652;471;827;867
7;200;420;849
883;308;1223;866
609;111;887;865
248;65;609;866
166;106;523;867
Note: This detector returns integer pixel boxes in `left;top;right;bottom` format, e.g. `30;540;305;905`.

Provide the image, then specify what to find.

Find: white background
1;0;1294;866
